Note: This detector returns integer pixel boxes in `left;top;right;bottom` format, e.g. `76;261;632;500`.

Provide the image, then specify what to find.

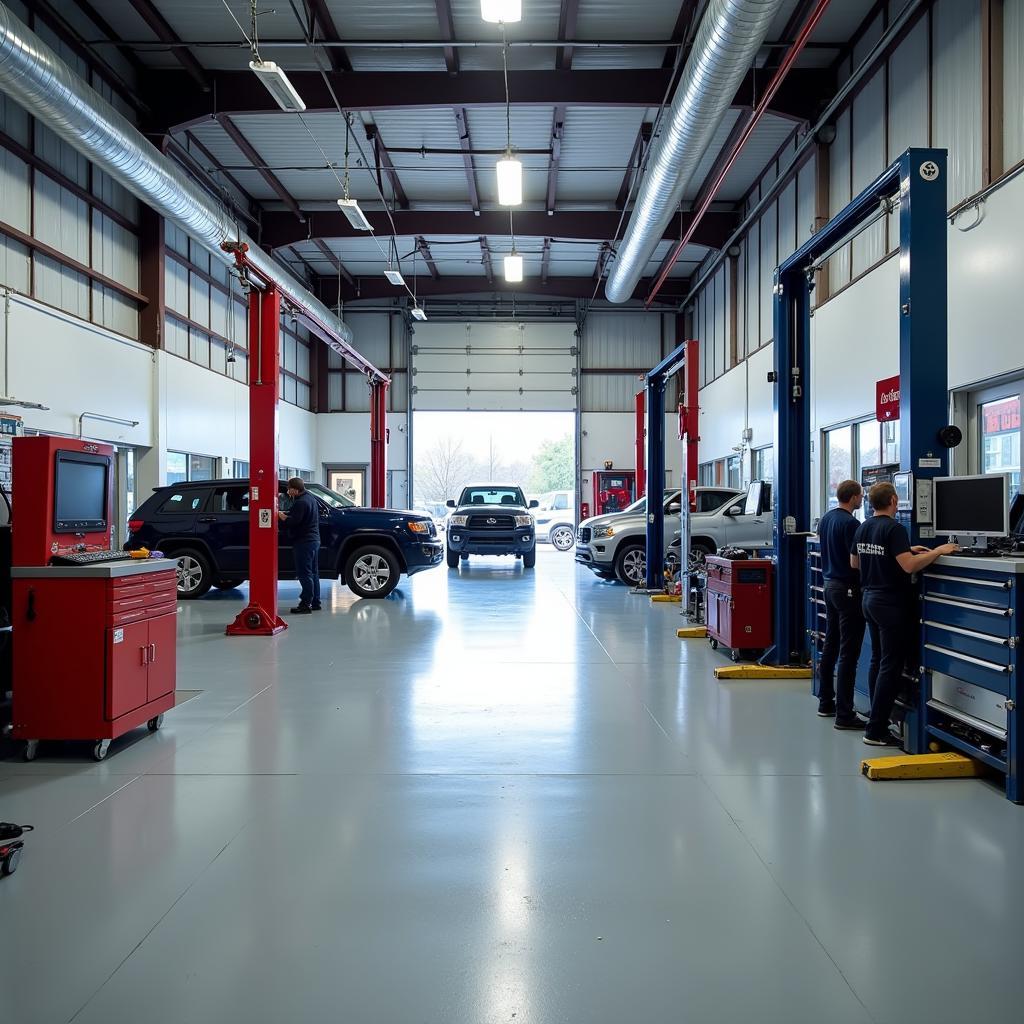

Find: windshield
460;486;526;507
306;483;355;509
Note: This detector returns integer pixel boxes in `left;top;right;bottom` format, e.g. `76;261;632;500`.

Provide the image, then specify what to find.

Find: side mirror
667;503;681;516
446;499;456;508
529;499;539;509
727;504;744;517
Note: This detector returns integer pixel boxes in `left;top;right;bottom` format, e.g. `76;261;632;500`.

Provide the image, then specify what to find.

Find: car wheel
690;541;713;565
212;579;240;590
446;547;460;569
174;549;212;599
550;525;575;551
346;546;399;599
614;544;646;587
523;545;536;569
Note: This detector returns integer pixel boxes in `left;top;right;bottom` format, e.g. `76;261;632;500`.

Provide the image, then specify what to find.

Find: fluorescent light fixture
248;60;306;113
384;268;406;286
411;305;428;321
481;0;522;22
503;250;523;283
496;153;523;206
337;198;373;231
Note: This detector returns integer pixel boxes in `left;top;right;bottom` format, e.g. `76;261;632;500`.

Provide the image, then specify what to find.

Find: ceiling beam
689;107;752;213
262;209;737;250
416;237;441;280
312;238;355;287
556;0;580;71
454;108;481;214
157;67;834;131
662;0;701;69
128;0;210;90
217;115;306;223
366;124;410;210
545;106;565;215
434;0;460;74
541;237;551;284
183;130;257;214
479;237;494;283
616;121;652;210
301;0;353;73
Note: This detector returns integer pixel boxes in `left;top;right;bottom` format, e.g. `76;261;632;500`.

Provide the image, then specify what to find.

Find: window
824;424;853;510
752;446;774;484
210;486;249;513
166;452;187;485
823;419;901;513
726;455;742;490
280;466;314;483
980;395;1021;493
167;451;216;484
232;460;249;478
159;490;209;514
698;463;714;486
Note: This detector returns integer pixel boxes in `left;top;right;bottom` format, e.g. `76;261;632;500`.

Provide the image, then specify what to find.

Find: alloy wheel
353;553;392;592
550;526;575;551
177;556;204;594
622;548;645;584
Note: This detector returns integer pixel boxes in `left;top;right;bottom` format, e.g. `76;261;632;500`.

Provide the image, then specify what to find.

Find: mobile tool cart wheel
730;649;740;663
92;739;111;762
709;638;719;650
1;845;22;876
147;714;164;732
23;740;38;762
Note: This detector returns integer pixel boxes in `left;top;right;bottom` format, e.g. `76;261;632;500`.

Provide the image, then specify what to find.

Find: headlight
408;520;430;534
515;515;533;527
593;525;615;539
449;515;468;527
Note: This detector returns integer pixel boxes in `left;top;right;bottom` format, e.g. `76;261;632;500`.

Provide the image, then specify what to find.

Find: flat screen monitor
54;450;110;533
932;474;1010;538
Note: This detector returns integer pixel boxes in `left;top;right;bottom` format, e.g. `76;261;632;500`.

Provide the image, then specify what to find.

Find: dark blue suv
127;480;443;600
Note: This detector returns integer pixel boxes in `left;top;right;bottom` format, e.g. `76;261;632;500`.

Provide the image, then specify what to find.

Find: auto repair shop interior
2;1;1024;1022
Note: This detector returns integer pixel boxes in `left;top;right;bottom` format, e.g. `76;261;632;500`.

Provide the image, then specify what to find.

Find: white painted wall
581;411;682;492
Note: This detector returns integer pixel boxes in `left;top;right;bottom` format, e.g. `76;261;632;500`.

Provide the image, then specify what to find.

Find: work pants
818;580;865;720
862;590;914;741
293;540;321;608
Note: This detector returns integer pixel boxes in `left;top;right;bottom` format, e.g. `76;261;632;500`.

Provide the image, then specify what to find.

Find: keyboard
50;550;135;566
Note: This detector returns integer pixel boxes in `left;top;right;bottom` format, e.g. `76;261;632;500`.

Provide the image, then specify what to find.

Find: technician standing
851;482;958;746
278;477;321;614
815;479;867;728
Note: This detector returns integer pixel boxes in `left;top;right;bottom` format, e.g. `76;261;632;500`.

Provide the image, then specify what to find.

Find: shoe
862;733;901;747
311;604;322;611
290;605;312;615
817;704;836;718
834;714;868;731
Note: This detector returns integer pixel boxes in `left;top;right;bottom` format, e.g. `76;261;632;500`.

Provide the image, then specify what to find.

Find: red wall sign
982;398;1021;435
876;375;900;421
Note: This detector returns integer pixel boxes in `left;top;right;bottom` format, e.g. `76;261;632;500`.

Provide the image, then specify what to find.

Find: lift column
635;389;646;498
369;378;389;508
227;265;287;637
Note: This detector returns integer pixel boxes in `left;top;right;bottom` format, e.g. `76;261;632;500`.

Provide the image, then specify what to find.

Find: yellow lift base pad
861;752;984;781
713;665;813;680
651;594;682;604
677;626;707;639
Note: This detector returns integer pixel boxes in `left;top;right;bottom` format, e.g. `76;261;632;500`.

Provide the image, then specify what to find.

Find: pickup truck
575;481;773;586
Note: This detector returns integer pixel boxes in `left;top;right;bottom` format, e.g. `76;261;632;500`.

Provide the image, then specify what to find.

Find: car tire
346;545;399;599
550;525;575;551
446;547;460;569
174;549;213;599
212;579;240;590
614;544;646;587
523;545;536;568
690;541;713;564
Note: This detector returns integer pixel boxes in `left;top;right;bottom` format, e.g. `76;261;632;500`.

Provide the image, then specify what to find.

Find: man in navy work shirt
851;482;958;746
816;479;867;728
277;477;321;614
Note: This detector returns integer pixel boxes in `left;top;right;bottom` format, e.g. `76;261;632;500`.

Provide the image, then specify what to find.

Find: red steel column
369;378;389;508
680;338;700;511
227;281;287;636
634;389;646;498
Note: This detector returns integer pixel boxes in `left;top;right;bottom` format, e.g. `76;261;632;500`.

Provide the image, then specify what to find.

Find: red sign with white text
876;375;900;421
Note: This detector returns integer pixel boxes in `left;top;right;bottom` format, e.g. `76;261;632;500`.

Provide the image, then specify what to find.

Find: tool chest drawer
922;570;1014;609
920;593;1013;637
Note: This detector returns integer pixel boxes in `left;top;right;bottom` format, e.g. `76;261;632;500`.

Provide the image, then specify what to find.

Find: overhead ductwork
0;2;355;348
604;0;786;304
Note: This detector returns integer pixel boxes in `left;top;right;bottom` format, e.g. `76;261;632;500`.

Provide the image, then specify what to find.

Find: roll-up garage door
410;322;578;412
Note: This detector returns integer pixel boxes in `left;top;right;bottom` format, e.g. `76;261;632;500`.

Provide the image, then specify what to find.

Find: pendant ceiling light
503;248;523;283
494;21;522;207
481;1;522;24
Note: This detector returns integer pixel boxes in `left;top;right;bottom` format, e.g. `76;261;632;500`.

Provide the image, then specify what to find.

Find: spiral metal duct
0;2;356;349
604;0;786;303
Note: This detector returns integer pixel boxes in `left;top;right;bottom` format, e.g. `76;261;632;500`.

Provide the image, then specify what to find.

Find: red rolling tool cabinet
705;555;774;662
10;561;178;761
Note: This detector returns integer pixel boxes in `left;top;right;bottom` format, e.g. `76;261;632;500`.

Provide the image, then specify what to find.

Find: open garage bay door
411;322;578;412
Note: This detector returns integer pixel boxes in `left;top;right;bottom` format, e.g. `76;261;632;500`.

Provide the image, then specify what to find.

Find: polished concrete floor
3;548;1024;1023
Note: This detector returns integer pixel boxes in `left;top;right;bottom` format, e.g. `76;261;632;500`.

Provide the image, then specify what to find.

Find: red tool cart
705;555;774;663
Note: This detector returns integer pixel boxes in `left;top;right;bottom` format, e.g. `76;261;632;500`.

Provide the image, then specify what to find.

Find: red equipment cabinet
705;555;774;661
10;560;177;760
593;470;636;517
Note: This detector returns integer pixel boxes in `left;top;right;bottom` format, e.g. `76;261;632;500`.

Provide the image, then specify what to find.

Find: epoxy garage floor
3;550;1024;1024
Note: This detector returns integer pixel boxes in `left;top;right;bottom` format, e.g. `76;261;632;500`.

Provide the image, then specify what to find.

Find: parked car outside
445;484;539;568
575;483;770;586
534;489;576;551
127;480;443;600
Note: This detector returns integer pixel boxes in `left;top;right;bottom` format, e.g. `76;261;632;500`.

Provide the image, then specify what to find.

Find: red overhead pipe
645;0;832;307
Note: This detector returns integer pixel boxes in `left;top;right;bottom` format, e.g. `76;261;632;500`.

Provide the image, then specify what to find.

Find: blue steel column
771;266;812;664
645;374;666;590
898;148;949;539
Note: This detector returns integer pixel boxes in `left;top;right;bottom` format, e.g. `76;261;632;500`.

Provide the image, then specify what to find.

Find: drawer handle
923;620;1008;646
925;573;1012;590
923;595;1010;616
924;643;1011;673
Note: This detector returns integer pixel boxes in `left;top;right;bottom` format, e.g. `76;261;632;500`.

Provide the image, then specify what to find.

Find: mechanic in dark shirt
815;479;866;728
851;482;958;745
277;477;321;614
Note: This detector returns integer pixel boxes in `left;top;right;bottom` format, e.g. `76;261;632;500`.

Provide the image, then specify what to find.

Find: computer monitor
932;474;1010;538
53;450;110;533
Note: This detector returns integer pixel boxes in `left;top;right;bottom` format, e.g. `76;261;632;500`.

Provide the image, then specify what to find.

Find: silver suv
575;482;773;586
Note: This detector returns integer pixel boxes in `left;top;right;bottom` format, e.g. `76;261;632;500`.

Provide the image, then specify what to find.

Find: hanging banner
876;375;900;421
